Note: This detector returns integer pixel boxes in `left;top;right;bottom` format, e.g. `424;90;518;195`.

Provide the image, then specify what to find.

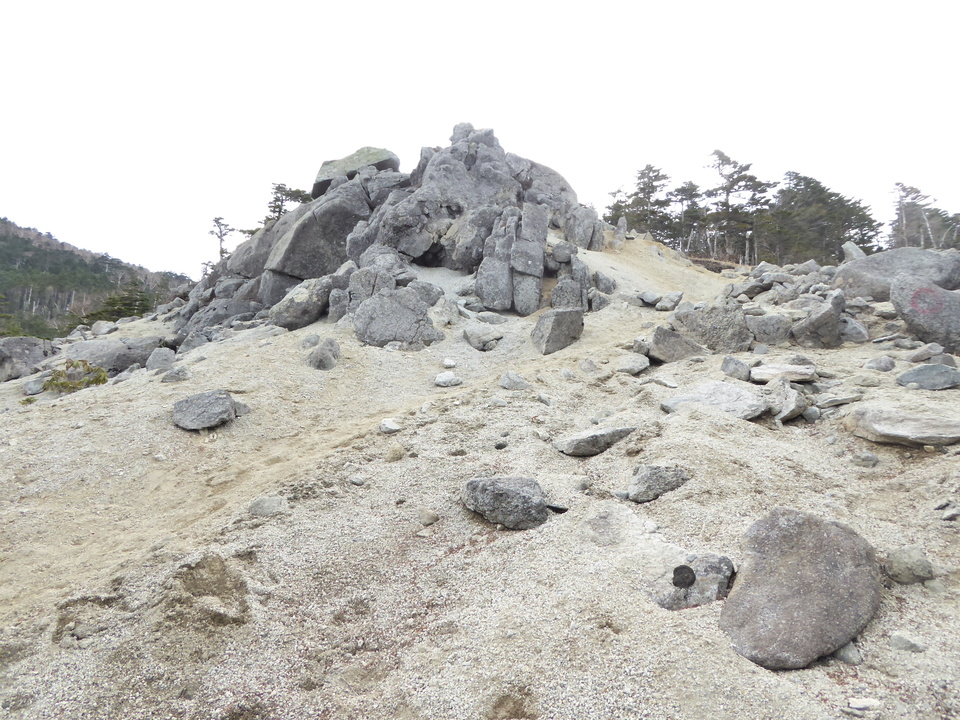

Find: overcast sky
2;1;957;279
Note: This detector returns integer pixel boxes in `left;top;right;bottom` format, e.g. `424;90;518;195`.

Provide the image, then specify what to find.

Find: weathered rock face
720;508;881;670
890;275;960;353
832;247;960;301
265;181;371;281
311;146;401;199
64;336;164;376
462;477;549;530
0;337;56;382
671;304;753;353
352;288;443;348
791;289;845;348
646;326;708;363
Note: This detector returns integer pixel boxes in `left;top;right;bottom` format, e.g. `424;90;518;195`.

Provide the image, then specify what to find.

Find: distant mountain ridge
0;216;191;338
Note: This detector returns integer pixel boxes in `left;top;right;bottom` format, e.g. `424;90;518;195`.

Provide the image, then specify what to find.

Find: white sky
2;1;957;279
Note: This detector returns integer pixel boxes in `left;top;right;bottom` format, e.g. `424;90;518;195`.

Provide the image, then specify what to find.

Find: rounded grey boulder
462;477;549;530
173;390;241;431
719;507;881;670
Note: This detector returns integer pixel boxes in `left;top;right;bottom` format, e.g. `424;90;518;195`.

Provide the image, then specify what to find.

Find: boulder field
1;126;959;720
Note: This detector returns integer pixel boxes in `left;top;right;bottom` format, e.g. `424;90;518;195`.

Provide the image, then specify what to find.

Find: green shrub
43;359;108;394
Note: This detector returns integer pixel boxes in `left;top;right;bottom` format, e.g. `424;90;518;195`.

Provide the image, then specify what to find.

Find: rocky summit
1;125;959;720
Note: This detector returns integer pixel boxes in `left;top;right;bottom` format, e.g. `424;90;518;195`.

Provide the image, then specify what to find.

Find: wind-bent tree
756;173;882;264
890;184;959;249
704;150;776;264
266;183;312;223
208;217;235;260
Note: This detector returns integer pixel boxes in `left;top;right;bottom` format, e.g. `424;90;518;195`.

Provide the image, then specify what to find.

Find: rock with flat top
843;405;960;446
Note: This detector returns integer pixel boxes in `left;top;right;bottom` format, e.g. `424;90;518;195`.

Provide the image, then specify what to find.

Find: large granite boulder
720;508;881;670
890;274;960;353
266;180;371;280
671;304;753;353
353;287;443;348
64;336;165;376
832;247;960;301
791;290;846;348
311;147;400;199
647;326;709;363
226;205;311;279
0;337;56;382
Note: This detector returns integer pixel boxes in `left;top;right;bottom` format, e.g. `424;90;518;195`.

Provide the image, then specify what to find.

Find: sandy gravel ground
1;236;958;720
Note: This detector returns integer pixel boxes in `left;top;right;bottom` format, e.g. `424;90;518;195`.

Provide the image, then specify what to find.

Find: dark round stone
672;565;696;588
494;441;508;450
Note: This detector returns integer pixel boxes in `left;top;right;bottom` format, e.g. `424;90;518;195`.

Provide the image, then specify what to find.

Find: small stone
850;451;879;468
833;642;863;665
435;371;463;387
889;632;927;652
848;697;881;711
348;477;365;486
379;418;402;434
248;496;288;517
499;371;530;390
494;441;508;450
442;358;457;368
385;443;405;462
418;509;440;526
863;356;896;372
885;545;935;584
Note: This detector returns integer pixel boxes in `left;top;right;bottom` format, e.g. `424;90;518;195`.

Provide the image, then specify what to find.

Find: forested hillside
605;152;959;266
0;218;190;338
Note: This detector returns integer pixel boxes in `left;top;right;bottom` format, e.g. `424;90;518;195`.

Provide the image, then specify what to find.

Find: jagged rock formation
171;123;606;351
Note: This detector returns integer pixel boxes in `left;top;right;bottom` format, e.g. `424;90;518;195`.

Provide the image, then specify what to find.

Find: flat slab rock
462;477;548;530
173;390;244;431
554;426;636;456
843;405;960;447
720;507;881;670
661;381;769;420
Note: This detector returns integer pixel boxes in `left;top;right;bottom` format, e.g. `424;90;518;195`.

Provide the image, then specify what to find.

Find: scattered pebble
379;418;402;434
435;371;462;387
889;632;927;653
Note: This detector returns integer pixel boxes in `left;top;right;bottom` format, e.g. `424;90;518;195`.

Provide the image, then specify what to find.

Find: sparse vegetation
42;359;108;394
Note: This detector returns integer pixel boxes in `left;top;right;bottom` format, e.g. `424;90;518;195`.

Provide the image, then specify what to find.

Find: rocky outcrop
311;147;401;198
